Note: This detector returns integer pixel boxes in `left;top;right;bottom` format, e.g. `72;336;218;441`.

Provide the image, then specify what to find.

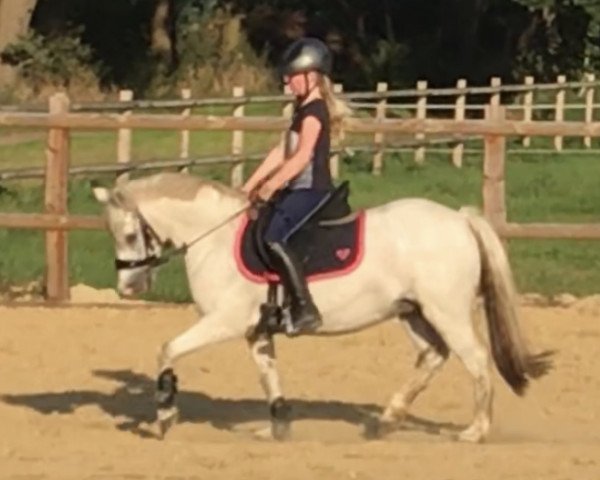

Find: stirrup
284;306;322;337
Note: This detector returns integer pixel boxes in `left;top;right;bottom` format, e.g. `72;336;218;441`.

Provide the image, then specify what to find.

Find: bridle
114;203;251;272
114;216;166;271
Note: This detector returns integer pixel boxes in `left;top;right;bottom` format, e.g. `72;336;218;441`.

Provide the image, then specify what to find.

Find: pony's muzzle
118;275;151;298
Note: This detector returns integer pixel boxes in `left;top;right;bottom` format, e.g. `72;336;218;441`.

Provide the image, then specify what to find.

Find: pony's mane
113;172;244;208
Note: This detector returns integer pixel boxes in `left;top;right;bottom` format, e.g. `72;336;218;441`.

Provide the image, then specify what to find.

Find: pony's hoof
252;426;273;441
455;425;486;443
363;416;382;439
363;416;398;440
271;419;291;441
363;414;405;440
269;397;291;441
252;421;290;441
157;406;179;439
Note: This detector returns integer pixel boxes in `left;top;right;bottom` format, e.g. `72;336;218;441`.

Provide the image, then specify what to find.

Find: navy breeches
263;189;329;244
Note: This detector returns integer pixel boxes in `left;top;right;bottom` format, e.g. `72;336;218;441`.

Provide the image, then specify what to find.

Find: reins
115;202;253;271
158;202;252;263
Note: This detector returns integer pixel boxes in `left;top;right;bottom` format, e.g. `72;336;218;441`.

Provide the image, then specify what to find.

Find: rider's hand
241;184;258;203
244;188;256;202
257;181;277;202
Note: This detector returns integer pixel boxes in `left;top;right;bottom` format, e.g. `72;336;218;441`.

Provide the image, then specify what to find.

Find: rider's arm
266;116;322;190
242;143;285;194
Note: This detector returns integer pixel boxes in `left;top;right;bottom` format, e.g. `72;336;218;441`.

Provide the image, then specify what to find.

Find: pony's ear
93;186;111;204
116;173;129;187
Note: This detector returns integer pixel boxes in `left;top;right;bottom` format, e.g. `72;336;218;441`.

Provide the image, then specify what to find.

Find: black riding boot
266;241;322;335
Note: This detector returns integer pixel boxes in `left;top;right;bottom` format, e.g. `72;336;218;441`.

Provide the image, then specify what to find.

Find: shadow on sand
1;369;464;440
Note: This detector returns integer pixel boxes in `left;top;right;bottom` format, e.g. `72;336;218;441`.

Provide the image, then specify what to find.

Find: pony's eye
125;232;137;245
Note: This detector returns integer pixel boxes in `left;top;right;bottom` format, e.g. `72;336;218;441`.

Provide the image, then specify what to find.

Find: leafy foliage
512;0;591;80
152;2;276;96
1;0;600;99
0;27;100;95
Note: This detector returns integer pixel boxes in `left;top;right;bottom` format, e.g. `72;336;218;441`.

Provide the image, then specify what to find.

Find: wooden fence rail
4;75;600;170
0;136;479;181
2;76;599;111
5;110;600;136
53;78;600;110
0;153;265;180
2;86;600;302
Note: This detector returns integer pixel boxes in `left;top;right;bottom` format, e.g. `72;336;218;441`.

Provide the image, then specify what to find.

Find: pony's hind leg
372;307;449;436
246;331;291;441
423;303;493;443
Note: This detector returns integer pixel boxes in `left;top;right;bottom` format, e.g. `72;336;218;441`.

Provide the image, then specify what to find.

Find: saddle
235;181;365;283
235;181;366;336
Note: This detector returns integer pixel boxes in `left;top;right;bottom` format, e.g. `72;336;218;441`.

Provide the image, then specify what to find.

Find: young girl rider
242;37;343;336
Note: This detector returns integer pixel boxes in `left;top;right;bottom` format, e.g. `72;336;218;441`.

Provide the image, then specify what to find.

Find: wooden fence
4;75;600;173
2;85;600;302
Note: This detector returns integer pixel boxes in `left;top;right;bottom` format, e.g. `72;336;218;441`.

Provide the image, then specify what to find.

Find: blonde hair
317;74;351;137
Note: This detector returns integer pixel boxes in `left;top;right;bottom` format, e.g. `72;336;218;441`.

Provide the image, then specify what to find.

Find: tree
151;0;178;71
4;0;597;97
0;0;38;85
515;0;593;78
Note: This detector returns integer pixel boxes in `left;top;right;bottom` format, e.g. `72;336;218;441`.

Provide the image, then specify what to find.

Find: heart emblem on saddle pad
335;248;351;261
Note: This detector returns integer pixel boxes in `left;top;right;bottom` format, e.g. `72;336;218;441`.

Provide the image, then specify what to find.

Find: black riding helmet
279;37;332;79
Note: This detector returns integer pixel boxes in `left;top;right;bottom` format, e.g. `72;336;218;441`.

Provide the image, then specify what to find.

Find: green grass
1;135;600;301
0;103;286;169
0;129;283;169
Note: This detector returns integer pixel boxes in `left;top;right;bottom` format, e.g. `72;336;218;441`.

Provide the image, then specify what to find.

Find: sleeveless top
284;98;332;191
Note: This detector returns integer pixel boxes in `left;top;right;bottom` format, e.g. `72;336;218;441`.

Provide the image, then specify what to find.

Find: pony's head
93;180;161;297
93;172;245;297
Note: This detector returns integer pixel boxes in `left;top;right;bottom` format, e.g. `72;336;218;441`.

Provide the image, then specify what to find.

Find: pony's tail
460;207;553;395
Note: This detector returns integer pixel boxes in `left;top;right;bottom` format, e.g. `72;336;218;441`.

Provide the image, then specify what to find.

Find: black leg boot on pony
266;242;323;336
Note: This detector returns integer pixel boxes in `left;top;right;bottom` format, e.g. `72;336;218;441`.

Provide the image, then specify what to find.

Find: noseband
114;215;168;271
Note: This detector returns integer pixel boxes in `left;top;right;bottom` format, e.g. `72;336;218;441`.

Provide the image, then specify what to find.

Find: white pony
93;172;551;442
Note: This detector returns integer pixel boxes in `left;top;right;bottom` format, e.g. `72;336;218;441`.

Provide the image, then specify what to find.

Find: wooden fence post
117;89;133;181
330;83;344;179
554;74;566;151
180;88;191;170
584;73;595;148
482;104;507;230
230;86;245;187
490;77;501;109
452;78;466;168
522;76;534;147
414;80;427;164
373;82;388;175
45;93;71;302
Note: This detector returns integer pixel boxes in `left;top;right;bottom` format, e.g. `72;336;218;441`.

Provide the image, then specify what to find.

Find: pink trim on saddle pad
233;211;366;284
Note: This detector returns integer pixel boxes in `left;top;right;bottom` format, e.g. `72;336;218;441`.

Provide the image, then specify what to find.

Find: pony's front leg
156;311;242;438
246;331;291;441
